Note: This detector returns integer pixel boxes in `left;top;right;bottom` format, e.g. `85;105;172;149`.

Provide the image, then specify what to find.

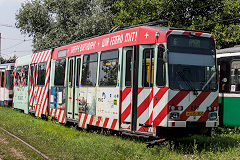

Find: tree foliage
0;55;17;64
16;0;240;50
16;0;114;51
113;0;240;49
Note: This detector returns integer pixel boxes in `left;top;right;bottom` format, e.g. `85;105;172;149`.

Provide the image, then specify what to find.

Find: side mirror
222;78;227;83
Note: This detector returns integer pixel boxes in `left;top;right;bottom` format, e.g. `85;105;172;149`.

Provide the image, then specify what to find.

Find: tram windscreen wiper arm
202;72;216;90
176;71;196;92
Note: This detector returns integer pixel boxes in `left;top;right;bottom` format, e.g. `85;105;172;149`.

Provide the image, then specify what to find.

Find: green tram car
217;45;240;127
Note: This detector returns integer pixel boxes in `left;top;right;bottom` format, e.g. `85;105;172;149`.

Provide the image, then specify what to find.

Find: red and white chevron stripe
49;108;66;123
30;50;52;117
120;87;132;130
78;113;118;130
136;88;153;132
152;88;218;128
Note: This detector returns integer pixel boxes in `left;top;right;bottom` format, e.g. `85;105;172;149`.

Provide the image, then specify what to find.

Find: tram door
29;64;37;112
136;45;155;132
73;56;82;121
121;45;154;132
121;47;133;130
66;57;75;121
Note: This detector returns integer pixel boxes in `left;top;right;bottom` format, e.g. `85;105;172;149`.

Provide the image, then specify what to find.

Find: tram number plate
186;112;204;116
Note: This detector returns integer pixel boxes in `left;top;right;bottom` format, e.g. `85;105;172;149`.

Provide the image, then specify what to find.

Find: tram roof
0;63;14;66
52;26;213;60
217;45;240;58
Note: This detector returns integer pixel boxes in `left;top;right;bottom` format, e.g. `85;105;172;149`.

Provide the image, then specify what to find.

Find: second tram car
217;46;240;127
13;26;219;137
0;63;14;106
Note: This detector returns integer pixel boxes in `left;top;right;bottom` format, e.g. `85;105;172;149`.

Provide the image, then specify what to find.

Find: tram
217;45;240;127
13;26;219;137
13;55;31;113
0;63;14;107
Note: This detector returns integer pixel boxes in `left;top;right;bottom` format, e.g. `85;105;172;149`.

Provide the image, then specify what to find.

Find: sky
0;0;33;59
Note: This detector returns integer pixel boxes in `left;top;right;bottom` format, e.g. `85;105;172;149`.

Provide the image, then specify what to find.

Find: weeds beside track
1;107;240;159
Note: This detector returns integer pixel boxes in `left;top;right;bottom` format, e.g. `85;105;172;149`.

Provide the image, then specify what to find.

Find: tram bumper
156;121;218;137
167;121;218;127
4;100;13;107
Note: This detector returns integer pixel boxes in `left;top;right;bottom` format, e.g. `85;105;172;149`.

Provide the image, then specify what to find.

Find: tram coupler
146;138;166;148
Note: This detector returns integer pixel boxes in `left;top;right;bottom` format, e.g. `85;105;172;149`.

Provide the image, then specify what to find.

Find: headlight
170;112;180;120
209;112;217;121
207;106;212;111
169;105;183;111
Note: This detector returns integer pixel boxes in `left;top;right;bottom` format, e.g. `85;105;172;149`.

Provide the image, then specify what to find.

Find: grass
1;107;240;159
0;129;43;160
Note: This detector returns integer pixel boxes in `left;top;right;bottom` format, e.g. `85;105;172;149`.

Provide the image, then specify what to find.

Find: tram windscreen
6;70;13;89
167;34;217;91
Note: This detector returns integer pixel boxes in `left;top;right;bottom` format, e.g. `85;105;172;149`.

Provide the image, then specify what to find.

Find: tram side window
76;58;81;86
15;66;21;86
143;48;154;87
230;61;240;92
30;65;33;85
69;59;73;87
219;60;230;93
54;59;66;86
81;53;98;86
125;50;133;87
156;45;166;87
99;49;119;86
6;70;13;89
1;72;4;87
30;65;36;86
15;66;28;86
23;65;29;86
37;62;46;86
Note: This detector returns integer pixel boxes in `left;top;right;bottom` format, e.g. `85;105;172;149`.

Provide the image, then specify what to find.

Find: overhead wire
0;40;30;52
1;36;32;41
0;23;17;28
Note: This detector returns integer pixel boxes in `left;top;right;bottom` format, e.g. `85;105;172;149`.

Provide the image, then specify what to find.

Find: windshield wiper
202;72;216;90
176;71;198;94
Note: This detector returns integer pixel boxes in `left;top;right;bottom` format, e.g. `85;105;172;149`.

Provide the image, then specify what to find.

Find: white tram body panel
0;63;14;106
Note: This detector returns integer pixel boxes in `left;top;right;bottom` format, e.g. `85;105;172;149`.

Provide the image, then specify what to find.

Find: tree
0;55;17;63
16;0;114;51
113;0;240;49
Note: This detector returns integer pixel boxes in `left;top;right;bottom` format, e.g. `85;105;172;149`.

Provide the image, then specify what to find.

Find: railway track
0;127;50;160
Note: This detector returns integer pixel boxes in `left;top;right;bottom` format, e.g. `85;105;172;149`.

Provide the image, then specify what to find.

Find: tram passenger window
230;61;240;92
69;59;73;87
30;65;37;86
81;53;98;86
30;65;33;85
143;48;154;87
23;65;29;86
15;66;21;86
76;58;81;87
99;49;119;86
219;60;230;93
54;59;66;86
125;50;132;87
6;70;13;89
1;72;4;87
37;62;46;86
156;45;166;87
